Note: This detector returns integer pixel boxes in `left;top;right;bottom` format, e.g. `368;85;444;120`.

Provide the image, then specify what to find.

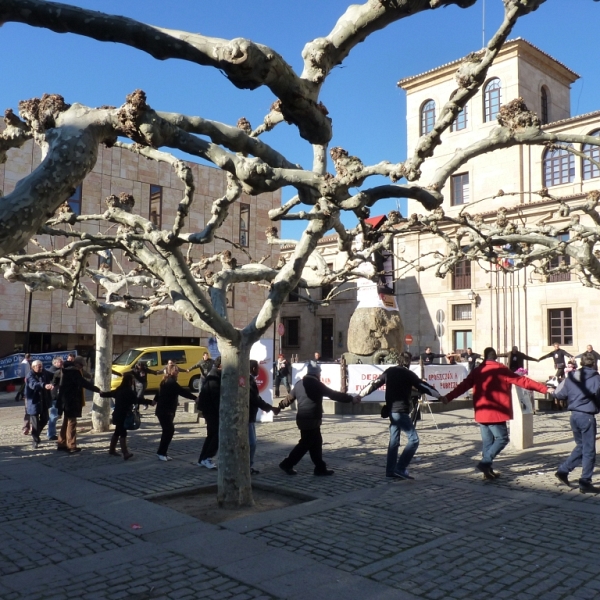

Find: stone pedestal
510;387;534;450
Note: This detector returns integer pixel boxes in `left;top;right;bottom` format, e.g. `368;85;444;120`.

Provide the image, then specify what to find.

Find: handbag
124;405;141;430
380;404;390;419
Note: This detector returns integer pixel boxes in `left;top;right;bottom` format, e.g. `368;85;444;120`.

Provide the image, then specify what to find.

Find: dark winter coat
25;369;52;415
190;358;215;378
460;352;481;372
54;363;100;419
574;350;600;371
154;377;196;418
101;383;139;426
249;376;273;423
539;348;573;369
555;367;600;414
279;374;353;430
502;350;538;372
198;370;221;419
359;365;440;413
416;352;445;365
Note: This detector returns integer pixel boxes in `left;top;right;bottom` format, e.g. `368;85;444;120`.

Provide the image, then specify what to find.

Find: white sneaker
199;458;217;469
157;454;168;462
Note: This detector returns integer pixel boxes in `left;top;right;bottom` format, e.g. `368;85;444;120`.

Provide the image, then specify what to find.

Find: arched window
420;100;436;135
541;86;550;125
543;145;575;187
450;91;468;132
582;130;600;180
483;78;501;122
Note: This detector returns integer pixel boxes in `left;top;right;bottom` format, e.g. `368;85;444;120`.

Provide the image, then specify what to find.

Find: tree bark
217;341;253;507
92;310;113;432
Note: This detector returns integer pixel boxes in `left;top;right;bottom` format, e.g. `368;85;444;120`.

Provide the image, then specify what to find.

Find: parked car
111;345;209;392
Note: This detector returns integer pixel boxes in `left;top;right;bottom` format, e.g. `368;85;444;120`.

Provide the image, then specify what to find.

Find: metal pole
24;291;33;353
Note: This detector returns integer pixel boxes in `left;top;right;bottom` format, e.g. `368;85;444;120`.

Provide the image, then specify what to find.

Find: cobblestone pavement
1;393;600;600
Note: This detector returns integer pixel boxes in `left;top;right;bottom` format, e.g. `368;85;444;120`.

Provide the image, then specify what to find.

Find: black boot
108;431;120;456
120;436;133;460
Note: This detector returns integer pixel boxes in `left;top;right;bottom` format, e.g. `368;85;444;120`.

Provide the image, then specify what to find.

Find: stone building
396;38;600;381
0;136;281;358
278;235;357;362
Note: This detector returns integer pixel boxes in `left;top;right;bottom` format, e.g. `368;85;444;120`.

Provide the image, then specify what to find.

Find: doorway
321;318;334;360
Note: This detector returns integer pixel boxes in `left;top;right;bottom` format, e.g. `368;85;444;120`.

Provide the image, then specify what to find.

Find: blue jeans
479;422;509;467
387;412;419;476
248;422;257;467
558;411;597;484
47;399;59;439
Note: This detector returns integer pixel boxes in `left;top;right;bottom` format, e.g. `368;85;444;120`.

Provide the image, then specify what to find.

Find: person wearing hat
53;356;100;453
277;360;357;476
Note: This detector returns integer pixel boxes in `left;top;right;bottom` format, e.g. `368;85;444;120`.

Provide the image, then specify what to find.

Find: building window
452;304;472;320
543;146;575;187
548;233;571;282
450;92;468;132
451;173;469;206
582;130;600;180
548;308;573;345
283;318;300;347
453;330;472;353
420;100;436;135
541;86;550;125
452;259;471;290
149;184;162;228
226;287;235;308
68;184;82;215
287;288;299;302
483;78;501;123
321;263;334;300
239;203;250;247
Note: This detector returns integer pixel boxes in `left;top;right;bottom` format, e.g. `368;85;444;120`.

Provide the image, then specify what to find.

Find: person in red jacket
441;347;550;480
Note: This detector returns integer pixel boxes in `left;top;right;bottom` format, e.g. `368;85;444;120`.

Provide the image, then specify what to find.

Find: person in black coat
197;358;222;469
575;345;600;371
100;372;138;460
53;356;100;453
539;343;574;381
497;346;538;372
358;351;441;479
248;360;279;474
278;361;356;476
154;364;197;461
413;347;446;365
130;360;159;406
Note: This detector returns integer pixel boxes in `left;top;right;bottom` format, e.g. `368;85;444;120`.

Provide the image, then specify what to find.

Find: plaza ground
1;392;599;600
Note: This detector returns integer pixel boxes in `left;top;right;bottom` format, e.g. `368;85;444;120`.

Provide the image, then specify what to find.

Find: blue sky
1;0;598;239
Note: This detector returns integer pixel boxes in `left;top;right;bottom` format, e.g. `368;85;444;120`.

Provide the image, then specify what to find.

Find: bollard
510;386;534;449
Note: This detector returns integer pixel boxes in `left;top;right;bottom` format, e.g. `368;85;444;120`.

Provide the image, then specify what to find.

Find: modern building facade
0;135;281;359
396;38;600;381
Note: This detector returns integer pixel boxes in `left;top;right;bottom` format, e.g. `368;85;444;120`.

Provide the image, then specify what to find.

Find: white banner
413;364;469;399
250;339;274;422
348;364;390;401
291;362;342;398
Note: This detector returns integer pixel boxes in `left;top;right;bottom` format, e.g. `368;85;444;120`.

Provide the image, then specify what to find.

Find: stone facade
0;138;281;357
396;39;600;381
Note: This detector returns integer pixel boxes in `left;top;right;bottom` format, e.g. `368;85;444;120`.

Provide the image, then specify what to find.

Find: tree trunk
217;341;253;507
92;311;113;432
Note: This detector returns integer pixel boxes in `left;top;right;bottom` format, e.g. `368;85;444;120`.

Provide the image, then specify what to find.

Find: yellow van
111;345;210;392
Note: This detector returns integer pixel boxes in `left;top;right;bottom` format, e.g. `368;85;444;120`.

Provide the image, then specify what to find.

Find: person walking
357;351;441;479
274;354;291;398
186;351;214;387
25;360;53;449
278;361;356;476
249;360;279;474
554;352;600;494
100;372;138;460
154;364;197;461
197;358;221;469
54;356;100;453
441;347;549;479
497;346;538;373
574;345;600;371
538;343;573;381
46;356;63;441
460;348;482;372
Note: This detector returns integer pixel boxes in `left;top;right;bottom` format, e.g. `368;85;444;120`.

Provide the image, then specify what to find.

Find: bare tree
1;0;600;506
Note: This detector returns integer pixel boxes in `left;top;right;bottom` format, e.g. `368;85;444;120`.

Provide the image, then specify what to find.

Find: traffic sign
277;323;285;337
404;334;413;346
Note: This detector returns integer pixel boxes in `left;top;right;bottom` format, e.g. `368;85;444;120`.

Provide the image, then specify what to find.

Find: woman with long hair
154;364;197;461
100;371;138;460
